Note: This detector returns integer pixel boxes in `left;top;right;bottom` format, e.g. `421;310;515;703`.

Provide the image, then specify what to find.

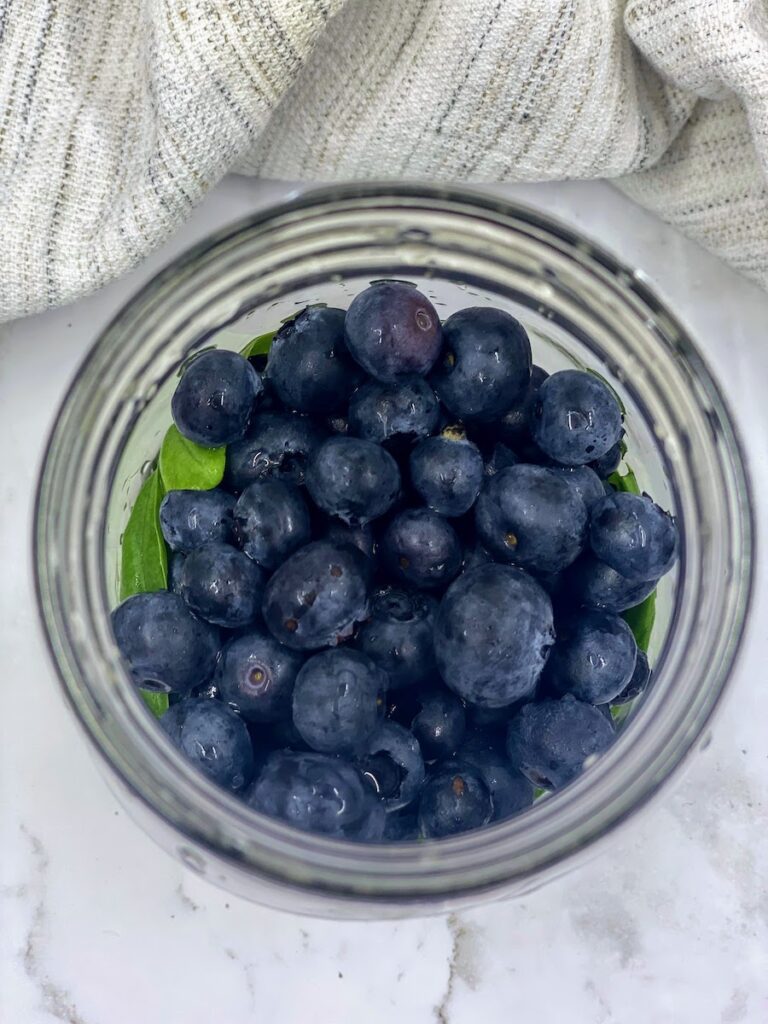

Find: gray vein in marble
721;988;748;1023
434;914;482;1023
570;890;642;969
19;825;94;1024
175;880;200;912
584;979;614;1023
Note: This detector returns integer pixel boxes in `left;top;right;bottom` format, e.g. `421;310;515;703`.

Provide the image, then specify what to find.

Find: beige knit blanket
1;0;766;322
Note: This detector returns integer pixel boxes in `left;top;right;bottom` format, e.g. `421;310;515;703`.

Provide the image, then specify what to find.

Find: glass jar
35;184;753;918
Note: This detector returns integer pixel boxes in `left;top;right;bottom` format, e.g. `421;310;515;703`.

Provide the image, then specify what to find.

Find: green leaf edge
140;690;169;717
158;424;226;492
240;330;277;359
119;469;168;601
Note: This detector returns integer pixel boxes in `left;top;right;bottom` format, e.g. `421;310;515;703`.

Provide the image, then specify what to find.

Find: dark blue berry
411;689;466;761
417;761;493;838
344;281;443;382
434;564;554;708
262;540;371;649
550;464;605;511
461;539;494;574
529;369;622;466
381;509;462;590
247;750;376;839
506;695;615;789
306;436;401;526
348;375;440;446
267;306;363;414
225;411;326;492
484;442;518;476
233;479;311;570
215;628;305;722
358;722;425;811
171;350;262;447
590;491;678;582
460;736;534;821
410;430;484;517
292;648;385;755
323;518;376;560
383;807;420;841
547;610;637;705
159;488;235;553
355;587;438;690
168;552;185;594
179;542;266;628
161;698;254;791
491;364;549;447
112;591;219;695
474;464;588;573
591;440;622;478
429;307;531;421
612;649;651;705
565;554;658;613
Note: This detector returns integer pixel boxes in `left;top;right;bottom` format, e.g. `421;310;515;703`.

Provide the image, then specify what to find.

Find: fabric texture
0;0;766;321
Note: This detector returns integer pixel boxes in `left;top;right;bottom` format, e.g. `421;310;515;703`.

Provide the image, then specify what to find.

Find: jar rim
34;183;754;907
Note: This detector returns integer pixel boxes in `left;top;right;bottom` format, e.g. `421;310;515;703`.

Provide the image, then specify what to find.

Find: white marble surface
1;178;767;1024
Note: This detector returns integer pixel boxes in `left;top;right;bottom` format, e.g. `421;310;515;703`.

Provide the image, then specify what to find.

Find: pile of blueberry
112;281;678;842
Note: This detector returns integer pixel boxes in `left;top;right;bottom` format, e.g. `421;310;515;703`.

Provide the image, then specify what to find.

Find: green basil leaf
140;690;169;717
158;424;226;491
622;590;656;653
611;703;631;726
607;466;641;495
240;331;276;359
119;469;168;600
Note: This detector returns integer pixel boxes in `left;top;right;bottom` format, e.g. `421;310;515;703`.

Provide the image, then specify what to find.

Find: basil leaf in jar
240;331;276;360
119;469;168;600
140;690;169;717
158;424;225;491
607;465;641;495
623;590;656;654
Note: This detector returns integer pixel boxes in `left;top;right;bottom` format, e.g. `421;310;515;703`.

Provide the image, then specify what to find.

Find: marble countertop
1;178;767;1024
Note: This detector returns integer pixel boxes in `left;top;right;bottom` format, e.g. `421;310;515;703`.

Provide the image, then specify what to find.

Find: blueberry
460;738;534;821
323;518;376;561
529;369;622;465
549;464;605;511
179;542;266;628
474;464;588;573
159;488;235;553
111;591;220;695
429;307;531;421
267;306;364;414
461;539;494;574
225;411;326;492
611;649;651;705
565;554;658;613
484;442;518;476
262;540;371;649
171;350;262;447
547;610;637;705
381;509;462;590
344;281;443;382
358;722;426;811
326;413;350;435
589;491;678;582
215;629;305;722
292;648;385;755
161;698;254;791
410;689;466;761
348;375;440;446
591;440;622;478
506;695;615;789
306;436;401;526
491;364;549;447
417;761;493;838
434;564;554;708
383;807;420;841
168;552;185;594
247;750;376;839
233;480;311;570
355;587;438;690
409;429;484;517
